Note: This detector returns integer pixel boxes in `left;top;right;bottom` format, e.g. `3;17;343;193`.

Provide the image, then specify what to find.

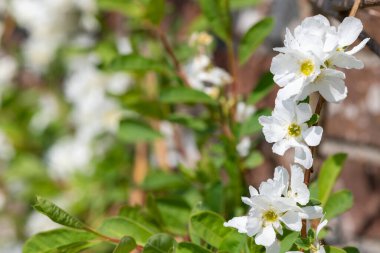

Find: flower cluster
225;15;367;252
262;15;368;169
225;165;323;251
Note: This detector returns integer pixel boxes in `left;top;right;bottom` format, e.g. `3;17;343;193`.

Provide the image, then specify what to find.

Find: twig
226;41;240;118
330;0;380;11
349;0;362;16
156;28;191;87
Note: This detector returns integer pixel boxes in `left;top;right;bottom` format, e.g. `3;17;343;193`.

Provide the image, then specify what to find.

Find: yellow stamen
300;60;314;76
288;123;301;137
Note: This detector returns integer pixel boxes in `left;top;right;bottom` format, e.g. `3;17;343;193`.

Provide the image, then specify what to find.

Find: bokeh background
0;0;379;252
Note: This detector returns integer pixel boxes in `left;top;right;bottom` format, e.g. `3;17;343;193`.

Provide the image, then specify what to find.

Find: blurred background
0;0;379;252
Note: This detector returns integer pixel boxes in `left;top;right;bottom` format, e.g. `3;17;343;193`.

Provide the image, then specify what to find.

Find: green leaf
113;236;137;253
23;229;95;253
343;246;360;253
99;217;154;245
167;114;208;131
117;119;162;143
279;231;299;253
247;72;275;104
244;151;264;169
142;234;177;253
219;231;246;253
230;0;260;10
318;153;347;206
239;108;271;137
294;238;311;250
324;190;353;220
145;0;165;25
306;114;319;127
98;0;144;17
239;18;274;64
190;211;232;248
33;196;85;229
198;0;231;42
325;246;347;253
104;54;168;73
141;170;189;191
160;87;216;105
304;198;322;207
177;242;212;253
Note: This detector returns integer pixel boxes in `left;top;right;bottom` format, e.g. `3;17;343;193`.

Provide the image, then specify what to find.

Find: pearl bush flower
259;99;323;169
225;166;322;249
271;15;369;103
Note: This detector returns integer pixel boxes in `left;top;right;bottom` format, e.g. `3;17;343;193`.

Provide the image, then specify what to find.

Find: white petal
338;17;363;47
249;185;259;197
300;206;324;219
272;139;291;156
290;165;310;205
302;126;323;146
276;78;304;100
259;116;287;143
242;197;253;206
246;216;262;236
316;218;328;236
318;79;347;103
347;38;370;55
259;179;283;198
296;103;312;124
265;239;280;253
255;225;276;247
294;145;313;169
296;83;319;101
274;166;289;195
280;211;302;231
330;52;364;69
224;216;248;233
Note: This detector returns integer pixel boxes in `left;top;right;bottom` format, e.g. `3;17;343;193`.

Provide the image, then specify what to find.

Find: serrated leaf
198;0;231;42
113;236;137;253
142;234;177;253
324;190;353;219
239;17;274;64
141;170;190;191
190;211;232;248
99;217;154;245
160;87;216;105
247;72;275;104
33;197;85;229
23;229;95;253
219;231;246;253
117;119;162;143
177;242;212;253
103;54;168;73
318;153;347;206
294;238;311;250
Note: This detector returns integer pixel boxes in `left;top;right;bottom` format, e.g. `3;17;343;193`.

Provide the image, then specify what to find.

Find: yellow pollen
288;123;301;137
300;60;314;76
263;210;278;223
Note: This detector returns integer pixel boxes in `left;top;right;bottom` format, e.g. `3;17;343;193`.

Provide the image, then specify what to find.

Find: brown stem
156;28;191;87
226;41;240;120
349;0;362;16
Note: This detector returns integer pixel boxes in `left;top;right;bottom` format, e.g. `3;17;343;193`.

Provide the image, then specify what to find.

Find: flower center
263;210;278;223
288;123;301;137
300;60;314;76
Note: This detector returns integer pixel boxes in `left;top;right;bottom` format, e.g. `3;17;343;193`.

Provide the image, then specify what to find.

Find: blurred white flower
259;99;323;169
236;101;256;123
25;211;61;236
0;55;17;86
0;130;14;161
236;137;251;157
30;94;60;132
46;136;92;180
185;55;232;96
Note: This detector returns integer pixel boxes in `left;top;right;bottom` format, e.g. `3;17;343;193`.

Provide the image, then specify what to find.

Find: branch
330;0;380;12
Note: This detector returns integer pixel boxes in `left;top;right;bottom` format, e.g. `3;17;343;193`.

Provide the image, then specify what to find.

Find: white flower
236;101;256;123
236;137;251;157
272;15;368;102
184;55;232;96
273;165;309;205
46;136;92;180
0;131;14;161
259;99;323;169
29;94;60;132
0;55;17;86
